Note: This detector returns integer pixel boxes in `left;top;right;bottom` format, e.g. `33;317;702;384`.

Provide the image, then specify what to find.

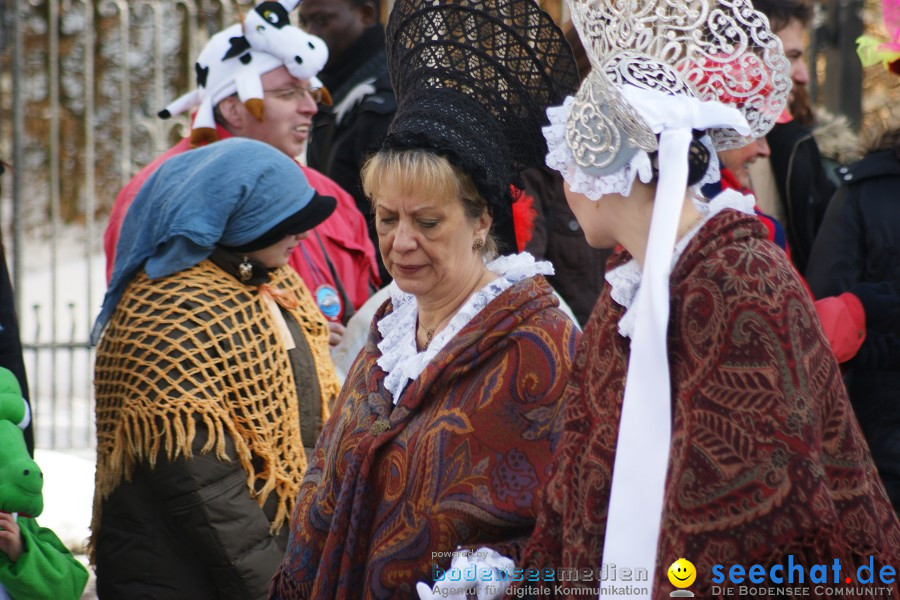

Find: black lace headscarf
382;0;579;253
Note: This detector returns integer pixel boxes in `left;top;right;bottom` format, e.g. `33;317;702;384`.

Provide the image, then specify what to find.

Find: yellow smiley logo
667;558;697;588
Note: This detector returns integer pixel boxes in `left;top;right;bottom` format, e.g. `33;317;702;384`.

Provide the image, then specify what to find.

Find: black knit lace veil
383;0;579;252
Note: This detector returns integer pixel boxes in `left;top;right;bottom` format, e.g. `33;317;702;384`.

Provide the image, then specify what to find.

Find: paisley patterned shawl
269;275;579;600
514;209;900;598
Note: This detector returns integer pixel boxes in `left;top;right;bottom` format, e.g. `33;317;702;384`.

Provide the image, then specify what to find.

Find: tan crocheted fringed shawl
90;260;339;560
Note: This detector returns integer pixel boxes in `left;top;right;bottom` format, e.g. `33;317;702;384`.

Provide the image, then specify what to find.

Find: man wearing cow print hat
103;0;380;342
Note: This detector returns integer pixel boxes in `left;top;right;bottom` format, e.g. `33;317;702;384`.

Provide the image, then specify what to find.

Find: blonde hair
361;149;497;257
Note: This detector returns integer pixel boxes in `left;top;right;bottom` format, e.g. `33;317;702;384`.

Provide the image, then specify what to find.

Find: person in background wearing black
521;26;610;328
806;123;900;515
299;0;396;283
0;161;34;457
750;0;836;274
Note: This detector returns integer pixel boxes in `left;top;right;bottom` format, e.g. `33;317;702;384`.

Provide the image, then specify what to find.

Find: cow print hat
158;0;329;146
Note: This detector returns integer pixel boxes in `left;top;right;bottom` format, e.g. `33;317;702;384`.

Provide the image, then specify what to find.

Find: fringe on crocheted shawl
89;260;339;561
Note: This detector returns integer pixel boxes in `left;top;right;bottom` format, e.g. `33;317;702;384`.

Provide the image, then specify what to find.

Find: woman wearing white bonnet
419;0;900;598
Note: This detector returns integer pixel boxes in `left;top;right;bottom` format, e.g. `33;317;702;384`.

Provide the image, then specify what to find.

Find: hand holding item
416;548;513;600
0;511;23;563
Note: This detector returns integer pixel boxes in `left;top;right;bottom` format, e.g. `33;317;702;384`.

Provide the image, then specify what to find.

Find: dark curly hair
752;0;814;33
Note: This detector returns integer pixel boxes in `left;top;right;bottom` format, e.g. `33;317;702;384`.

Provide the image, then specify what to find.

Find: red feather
511;185;536;252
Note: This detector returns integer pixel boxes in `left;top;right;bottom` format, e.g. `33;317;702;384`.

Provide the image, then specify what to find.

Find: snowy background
35;448;96;597
14;227;104;599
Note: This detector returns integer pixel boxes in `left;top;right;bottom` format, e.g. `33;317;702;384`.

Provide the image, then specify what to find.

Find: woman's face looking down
246;231;309;269
374;186;491;304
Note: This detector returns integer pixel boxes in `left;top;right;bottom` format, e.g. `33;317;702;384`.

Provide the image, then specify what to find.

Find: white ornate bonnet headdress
544;1;790;596
547;0;791;198
158;0;330;146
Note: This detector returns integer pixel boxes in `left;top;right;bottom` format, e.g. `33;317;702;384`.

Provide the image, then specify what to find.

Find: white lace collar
376;252;553;404
606;189;755;338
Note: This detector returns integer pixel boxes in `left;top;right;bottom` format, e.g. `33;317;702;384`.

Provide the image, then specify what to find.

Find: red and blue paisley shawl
269;274;579;599
511;209;900;599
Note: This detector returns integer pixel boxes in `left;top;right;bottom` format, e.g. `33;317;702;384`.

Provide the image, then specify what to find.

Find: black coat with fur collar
806;147;900;512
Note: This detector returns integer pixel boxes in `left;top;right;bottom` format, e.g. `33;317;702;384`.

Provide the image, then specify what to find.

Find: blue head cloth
92;138;319;344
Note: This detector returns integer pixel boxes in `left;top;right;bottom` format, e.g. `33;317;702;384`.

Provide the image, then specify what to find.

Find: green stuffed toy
0;367;88;600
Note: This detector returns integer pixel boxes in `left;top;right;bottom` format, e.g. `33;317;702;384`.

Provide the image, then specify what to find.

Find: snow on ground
33;450;96;600
34;448;95;552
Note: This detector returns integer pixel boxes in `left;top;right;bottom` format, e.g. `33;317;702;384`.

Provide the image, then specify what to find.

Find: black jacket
766;119;836;274
307;25;396;283
0;244;33;456
0;162;32;456
806;148;900;512
94;430;289;600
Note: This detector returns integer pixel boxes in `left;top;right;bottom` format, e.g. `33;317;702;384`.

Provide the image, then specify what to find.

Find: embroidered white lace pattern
544;96;720;202
566;0;790;161
376;252;554;404
606;189;756;338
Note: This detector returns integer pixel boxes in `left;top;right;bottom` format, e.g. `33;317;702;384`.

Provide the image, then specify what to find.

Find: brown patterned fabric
269;275;579;600
91;260;340;561
513;209;900;598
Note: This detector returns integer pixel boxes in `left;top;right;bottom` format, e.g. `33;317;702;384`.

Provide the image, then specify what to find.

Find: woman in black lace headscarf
270;1;582;598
